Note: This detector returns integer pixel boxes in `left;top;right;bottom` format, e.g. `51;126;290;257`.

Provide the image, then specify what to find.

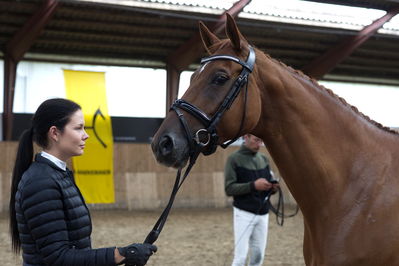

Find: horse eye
212;75;229;86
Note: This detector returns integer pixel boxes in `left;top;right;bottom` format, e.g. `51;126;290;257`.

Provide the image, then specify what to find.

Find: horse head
152;14;262;168
151;12;399;265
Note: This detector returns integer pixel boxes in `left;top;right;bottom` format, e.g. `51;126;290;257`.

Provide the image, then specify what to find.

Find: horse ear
225;13;244;51
199;21;220;54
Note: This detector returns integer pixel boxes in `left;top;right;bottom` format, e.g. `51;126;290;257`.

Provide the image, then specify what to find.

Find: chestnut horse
151;14;399;266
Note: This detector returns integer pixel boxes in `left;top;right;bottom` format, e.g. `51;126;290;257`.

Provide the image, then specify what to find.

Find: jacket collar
35;153;67;172
239;144;258;156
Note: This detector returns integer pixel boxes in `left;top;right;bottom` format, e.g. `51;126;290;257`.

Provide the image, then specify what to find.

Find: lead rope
222;189;274;266
268;187;299;226
143;151;200;244
222;187;300;265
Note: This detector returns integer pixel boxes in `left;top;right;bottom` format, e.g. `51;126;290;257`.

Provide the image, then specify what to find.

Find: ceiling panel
1;0;398;85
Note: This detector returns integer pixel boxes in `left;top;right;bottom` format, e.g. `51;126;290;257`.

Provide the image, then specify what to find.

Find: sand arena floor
1;207;305;266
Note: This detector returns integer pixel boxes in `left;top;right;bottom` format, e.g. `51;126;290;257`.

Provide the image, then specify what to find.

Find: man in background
225;134;279;266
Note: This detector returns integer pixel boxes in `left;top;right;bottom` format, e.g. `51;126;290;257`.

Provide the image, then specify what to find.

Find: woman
9;98;156;266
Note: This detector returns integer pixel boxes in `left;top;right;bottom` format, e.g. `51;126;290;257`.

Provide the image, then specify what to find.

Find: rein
144;152;200;244
144;46;256;244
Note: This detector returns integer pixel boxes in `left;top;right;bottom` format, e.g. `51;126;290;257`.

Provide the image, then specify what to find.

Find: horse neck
252;55;385;218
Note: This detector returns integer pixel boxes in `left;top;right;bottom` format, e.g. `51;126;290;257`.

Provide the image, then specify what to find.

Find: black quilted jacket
15;154;116;266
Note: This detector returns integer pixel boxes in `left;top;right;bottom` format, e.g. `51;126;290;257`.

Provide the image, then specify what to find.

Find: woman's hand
114;248;125;264
117;243;157;266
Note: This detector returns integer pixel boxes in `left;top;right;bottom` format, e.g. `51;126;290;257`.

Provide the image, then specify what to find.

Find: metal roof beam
302;6;399;80
165;0;251;112
166;0;252;72
3;0;59;140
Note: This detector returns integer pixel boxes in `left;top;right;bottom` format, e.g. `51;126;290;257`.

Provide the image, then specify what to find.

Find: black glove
117;243;157;266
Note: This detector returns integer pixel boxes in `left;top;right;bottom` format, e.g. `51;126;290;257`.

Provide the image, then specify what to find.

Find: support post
2;0;59;140
166;64;181;113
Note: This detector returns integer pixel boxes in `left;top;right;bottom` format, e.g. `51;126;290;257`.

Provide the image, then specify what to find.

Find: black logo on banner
85;108;107;148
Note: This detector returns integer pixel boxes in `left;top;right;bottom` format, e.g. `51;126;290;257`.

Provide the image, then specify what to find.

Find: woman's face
55;109;89;161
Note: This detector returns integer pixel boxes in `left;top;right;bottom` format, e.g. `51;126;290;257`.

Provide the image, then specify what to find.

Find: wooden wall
0;142;295;213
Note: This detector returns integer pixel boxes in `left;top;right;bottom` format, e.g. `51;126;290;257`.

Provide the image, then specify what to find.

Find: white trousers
231;207;269;266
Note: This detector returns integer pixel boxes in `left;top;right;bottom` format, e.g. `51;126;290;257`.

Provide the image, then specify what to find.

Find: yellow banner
63;70;115;203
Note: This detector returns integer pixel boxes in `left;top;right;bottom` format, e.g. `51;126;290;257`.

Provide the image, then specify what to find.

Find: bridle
171;45;256;159
144;45;256;245
145;46;297;245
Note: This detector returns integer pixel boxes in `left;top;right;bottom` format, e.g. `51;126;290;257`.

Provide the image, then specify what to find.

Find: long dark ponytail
9;128;34;253
9;98;81;253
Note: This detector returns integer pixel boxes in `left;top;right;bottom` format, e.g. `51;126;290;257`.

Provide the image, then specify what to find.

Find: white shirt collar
40;151;67;171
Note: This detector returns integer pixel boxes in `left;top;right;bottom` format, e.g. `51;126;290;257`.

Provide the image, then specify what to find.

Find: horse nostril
159;135;174;157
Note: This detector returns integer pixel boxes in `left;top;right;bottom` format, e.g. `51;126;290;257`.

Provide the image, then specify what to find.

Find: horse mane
209;40;397;135
262;51;399;136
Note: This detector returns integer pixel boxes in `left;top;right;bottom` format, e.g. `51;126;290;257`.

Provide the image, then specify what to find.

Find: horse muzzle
151;131;190;168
